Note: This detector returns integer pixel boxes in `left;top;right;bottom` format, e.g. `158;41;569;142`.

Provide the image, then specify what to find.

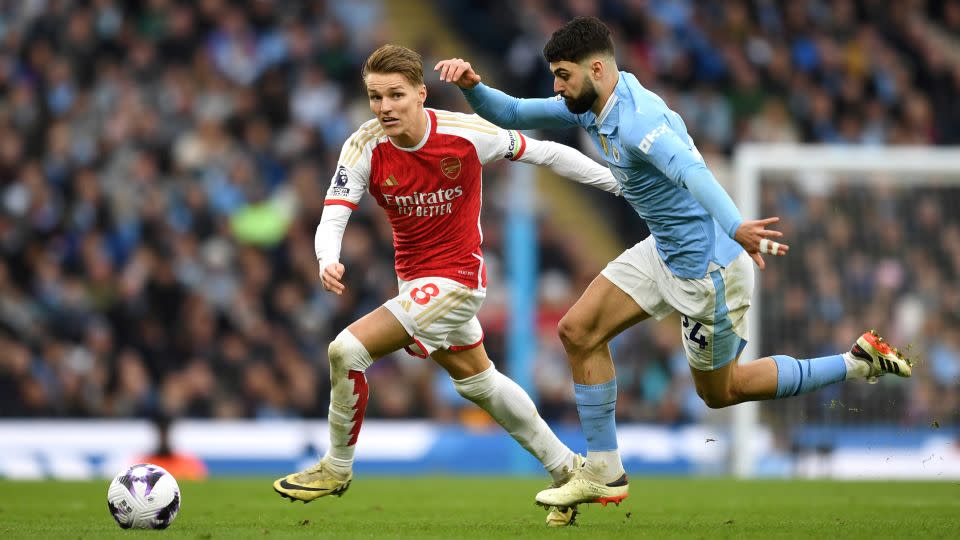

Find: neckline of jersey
389;109;432;152
595;72;623;127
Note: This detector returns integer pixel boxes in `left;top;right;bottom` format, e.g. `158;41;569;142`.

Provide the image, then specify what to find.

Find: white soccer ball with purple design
107;463;181;529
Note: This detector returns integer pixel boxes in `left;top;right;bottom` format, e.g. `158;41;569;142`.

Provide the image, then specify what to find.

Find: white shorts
600;236;753;371
383;277;485;358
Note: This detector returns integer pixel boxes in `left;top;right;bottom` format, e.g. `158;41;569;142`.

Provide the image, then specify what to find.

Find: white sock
547;453;580;484
324;396;360;477
453;365;574;478
583;450;625;484
322;331;375;477
323;455;353;479
843;351;870;379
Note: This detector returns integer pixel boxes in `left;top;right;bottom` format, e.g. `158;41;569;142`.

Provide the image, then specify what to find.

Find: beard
562;79;599;114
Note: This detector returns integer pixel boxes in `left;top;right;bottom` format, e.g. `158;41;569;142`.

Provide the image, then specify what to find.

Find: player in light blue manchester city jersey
437;16;912;513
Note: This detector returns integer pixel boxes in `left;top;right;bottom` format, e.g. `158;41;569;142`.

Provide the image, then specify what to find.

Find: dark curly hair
542;16;615;64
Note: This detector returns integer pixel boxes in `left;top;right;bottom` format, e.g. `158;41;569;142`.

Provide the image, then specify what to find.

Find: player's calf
325;330;375;476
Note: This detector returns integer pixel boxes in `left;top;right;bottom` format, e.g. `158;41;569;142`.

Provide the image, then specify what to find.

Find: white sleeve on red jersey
515;136;621;196
434;111;524;164
324;119;382;210
434;110;620;196
314;204;351;266
315;120;383;268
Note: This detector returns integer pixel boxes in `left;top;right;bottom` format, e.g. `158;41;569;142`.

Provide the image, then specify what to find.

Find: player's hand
434;58;481;89
320;262;346;295
734;217;789;270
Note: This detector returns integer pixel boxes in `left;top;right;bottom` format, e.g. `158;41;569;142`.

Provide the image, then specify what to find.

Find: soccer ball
107;463;181;529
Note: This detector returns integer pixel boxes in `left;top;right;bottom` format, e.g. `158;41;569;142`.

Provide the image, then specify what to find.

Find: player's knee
328;330;374;373
452;364;497;402
557;316;600;354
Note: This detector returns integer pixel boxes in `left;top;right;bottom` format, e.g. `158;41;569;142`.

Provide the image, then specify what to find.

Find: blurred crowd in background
758;179;960;427
451;0;960;148
0;0;956;429
759;179;960;427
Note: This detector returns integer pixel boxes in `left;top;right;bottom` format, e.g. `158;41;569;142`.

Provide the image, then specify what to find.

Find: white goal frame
731;144;960;477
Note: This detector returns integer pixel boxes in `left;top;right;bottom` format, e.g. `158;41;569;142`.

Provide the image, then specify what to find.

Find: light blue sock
574;379;618;451
773;354;847;398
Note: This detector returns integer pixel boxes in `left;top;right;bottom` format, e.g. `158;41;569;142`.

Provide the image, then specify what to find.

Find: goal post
730;144;960;478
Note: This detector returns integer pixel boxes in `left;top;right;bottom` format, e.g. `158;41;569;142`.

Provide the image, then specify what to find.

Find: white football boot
544;454;585;527
849;330;913;382
536;461;628;509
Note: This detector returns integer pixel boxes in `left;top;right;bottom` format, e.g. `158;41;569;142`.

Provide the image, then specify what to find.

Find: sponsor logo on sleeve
334;165;349;187
504;131;519;159
331;165;351;196
638;123;669;154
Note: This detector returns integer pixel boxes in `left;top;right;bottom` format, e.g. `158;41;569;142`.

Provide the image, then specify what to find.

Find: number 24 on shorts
410;283;439;305
682;315;709;350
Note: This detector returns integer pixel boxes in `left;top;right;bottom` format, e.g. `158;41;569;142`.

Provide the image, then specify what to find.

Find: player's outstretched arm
734;217;789;270
626;120;789;268
629;122;743;237
517;136;621;196
434;58;577;130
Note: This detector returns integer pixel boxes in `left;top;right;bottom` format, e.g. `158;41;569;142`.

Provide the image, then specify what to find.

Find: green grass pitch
1;477;957;538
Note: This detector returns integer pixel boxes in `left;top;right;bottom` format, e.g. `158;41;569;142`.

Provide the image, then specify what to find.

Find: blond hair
362;44;424;87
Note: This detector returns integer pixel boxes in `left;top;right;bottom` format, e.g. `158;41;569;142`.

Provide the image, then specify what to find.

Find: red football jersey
324;109;527;289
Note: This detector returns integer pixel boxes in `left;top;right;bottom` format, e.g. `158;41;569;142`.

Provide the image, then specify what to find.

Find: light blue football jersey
463;72;744;279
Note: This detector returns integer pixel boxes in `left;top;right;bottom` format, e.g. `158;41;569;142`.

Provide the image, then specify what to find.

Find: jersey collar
595;93;618;129
594;76;624;135
389;109;433;152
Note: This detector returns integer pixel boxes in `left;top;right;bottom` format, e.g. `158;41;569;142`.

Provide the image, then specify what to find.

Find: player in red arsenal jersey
273;45;620;526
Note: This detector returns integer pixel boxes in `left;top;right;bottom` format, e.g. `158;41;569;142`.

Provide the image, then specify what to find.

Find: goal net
731;145;960;479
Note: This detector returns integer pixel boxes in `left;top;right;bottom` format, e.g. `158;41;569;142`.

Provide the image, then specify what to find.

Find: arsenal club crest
440;157;462;180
